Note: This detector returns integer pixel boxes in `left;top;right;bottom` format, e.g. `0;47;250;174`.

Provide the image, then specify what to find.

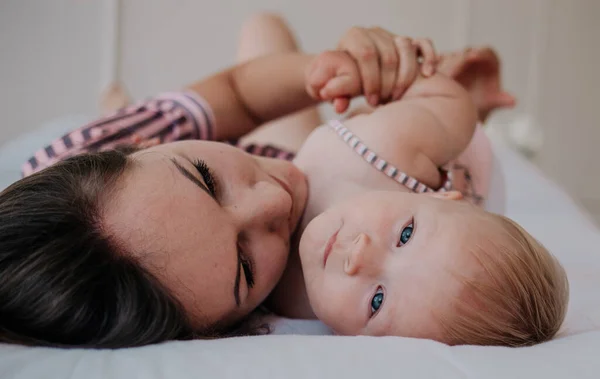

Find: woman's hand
336;27;438;108
437;47;516;122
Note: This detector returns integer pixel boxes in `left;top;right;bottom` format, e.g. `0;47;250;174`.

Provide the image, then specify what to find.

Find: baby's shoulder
294;125;364;186
294;121;429;195
341;113;443;190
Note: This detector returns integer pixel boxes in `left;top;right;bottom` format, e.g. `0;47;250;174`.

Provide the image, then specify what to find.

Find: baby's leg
237;13;322;152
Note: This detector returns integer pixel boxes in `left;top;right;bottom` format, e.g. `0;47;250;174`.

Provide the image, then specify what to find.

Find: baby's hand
437;47;516;122
305;51;362;114
337;27;438;107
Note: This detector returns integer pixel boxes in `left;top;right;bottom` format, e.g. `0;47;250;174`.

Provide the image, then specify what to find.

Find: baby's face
299;190;489;340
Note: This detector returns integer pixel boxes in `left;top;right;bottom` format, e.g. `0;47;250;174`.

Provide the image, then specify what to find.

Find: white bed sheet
1;140;599;379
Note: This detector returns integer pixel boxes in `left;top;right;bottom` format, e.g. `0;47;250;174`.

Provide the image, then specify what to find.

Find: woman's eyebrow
170;158;213;198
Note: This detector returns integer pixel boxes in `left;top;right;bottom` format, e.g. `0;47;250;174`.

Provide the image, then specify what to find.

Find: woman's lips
323;227;341;268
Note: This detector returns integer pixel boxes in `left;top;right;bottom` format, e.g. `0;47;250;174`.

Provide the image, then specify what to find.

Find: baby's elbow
436;74;478;125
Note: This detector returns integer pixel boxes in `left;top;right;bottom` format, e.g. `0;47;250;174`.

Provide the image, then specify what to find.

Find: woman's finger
339;27;381;106
392;36;417;100
369;28;399;102
412;38;437;76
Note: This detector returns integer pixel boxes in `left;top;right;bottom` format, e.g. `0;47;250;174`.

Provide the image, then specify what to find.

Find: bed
0;118;599;379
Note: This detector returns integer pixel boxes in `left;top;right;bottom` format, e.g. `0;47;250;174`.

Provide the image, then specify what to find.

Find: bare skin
237;14;322;152
266;44;513;341
105;15;515;334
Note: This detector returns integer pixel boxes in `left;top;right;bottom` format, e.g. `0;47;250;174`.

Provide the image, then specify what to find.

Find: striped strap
328;119;452;193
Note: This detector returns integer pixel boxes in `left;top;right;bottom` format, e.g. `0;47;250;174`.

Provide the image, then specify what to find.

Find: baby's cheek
304;275;329;316
311;279;365;335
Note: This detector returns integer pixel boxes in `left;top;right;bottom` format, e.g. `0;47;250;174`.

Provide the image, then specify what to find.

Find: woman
0;14;511;348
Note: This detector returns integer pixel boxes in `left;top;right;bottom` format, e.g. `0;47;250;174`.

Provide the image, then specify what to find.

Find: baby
266;46;569;346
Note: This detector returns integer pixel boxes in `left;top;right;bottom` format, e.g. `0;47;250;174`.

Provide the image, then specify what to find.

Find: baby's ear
426;191;463;201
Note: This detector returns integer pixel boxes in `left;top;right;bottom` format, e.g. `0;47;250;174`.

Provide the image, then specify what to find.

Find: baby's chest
298;126;415;194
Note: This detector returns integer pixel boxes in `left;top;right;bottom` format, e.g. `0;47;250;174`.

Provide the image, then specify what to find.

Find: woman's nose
233;179;292;235
343;233;380;276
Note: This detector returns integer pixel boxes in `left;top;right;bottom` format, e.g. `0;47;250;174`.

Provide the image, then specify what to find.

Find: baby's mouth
323;223;343;268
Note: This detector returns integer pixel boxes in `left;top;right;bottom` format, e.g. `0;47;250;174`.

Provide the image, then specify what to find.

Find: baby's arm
366;73;477;165
306;42;477;187
346;72;478;180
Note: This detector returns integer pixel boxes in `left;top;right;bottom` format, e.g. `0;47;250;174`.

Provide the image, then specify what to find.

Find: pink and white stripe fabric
328;119;453;194
21;91;294;177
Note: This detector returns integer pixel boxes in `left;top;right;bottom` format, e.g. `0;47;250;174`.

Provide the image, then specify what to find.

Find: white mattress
1;138;599;379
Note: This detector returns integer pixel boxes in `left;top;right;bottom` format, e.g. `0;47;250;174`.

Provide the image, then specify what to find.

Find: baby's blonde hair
440;213;569;347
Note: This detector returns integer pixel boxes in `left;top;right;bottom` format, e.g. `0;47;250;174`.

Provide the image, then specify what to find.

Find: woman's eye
398;222;414;246
240;256;255;289
370;287;384;316
192;159;217;196
238;243;255;289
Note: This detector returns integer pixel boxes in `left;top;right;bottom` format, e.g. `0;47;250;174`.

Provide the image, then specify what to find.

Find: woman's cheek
260;241;289;290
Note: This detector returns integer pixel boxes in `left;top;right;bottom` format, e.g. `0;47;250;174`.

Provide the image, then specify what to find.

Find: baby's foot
437;47;516;122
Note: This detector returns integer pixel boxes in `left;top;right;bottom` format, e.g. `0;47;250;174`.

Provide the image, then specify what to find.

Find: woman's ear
426;191;464;201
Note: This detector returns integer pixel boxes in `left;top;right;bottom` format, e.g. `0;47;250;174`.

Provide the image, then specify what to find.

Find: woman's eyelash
192;159;217;196
238;245;255;289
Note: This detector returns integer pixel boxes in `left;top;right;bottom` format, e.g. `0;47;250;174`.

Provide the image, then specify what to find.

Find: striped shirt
22;92;294;177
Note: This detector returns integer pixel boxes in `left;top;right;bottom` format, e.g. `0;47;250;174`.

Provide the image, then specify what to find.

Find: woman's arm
187;53;318;141
22;53;318;176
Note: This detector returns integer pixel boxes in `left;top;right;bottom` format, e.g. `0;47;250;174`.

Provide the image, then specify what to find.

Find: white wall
118;0;471;98
1;0;599;219
0;0;107;142
533;0;600;217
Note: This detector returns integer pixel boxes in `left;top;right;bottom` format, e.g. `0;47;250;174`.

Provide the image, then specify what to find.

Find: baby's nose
344;233;379;276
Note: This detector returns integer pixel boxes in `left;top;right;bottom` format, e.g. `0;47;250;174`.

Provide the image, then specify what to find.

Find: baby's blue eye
370;288;384;315
399;223;414;245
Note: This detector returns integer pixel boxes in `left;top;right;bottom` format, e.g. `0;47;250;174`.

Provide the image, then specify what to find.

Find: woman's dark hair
0;150;199;348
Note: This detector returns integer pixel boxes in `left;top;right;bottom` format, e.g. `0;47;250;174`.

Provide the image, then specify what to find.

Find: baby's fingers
333;97;351;114
306;63;333;99
319;75;359;100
